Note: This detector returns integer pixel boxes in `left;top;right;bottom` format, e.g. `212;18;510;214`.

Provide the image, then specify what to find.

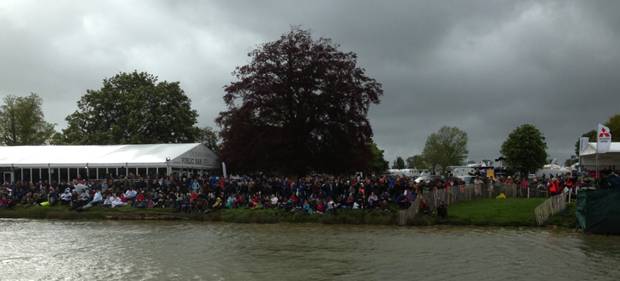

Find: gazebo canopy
579;142;620;168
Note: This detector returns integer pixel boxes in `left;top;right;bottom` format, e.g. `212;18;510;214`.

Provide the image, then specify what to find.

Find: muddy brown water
1;219;619;281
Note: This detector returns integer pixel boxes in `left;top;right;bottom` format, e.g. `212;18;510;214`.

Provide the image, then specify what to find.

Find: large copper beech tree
217;28;383;175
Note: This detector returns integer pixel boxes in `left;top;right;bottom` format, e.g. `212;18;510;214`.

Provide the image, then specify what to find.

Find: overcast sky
1;0;619;163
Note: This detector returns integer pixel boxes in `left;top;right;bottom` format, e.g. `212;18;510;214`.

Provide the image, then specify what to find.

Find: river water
1;219;619;281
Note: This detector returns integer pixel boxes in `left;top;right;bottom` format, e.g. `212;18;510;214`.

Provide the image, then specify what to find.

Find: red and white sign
597;124;612;153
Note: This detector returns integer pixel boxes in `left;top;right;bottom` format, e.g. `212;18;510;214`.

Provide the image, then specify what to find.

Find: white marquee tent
0;143;218;183
579;142;620;169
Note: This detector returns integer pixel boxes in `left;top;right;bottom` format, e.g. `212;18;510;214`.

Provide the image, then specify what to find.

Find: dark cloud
1;0;619;163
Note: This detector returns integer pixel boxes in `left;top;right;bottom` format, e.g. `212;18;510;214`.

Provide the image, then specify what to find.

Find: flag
597;124;612;153
221;162;228;178
579;137;590;154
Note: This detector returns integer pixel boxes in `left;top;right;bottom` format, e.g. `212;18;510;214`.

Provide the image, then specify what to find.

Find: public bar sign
181;157;210;166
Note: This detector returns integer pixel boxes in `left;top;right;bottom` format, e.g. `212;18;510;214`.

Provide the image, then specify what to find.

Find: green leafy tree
199;126;220;153
217;28;383;174
368;142;389;174
392;156;406;169
0;93;55;145
564;156;578;167
406;155;428;170
501;124;547;175
50;132;67;145
575;114;620;155
422;126;468;174
62;71;200;144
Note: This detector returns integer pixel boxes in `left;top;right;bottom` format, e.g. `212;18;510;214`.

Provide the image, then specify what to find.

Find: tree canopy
198;126;220;153
406;155;428;170
0;93;55;145
217;28;383;175
501;124;547;175
422;126;468;174
60;71;200;144
392;156;406;169
368;142;389;174
575;114;620;155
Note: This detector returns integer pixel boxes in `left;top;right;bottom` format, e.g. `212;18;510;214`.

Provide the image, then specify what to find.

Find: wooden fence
534;192;568;225
398;196;421;226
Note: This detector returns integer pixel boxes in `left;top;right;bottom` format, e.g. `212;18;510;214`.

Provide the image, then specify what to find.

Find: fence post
534;193;568;225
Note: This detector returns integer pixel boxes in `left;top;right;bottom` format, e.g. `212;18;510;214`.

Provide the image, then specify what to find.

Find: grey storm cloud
1;0;619;163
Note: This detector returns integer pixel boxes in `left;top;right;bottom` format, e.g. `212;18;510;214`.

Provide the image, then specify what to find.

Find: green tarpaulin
577;189;620;234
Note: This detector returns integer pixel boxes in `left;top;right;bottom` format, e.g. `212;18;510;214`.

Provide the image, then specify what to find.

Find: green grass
0;205;397;225
0;205;182;220
445;198;545;226
545;203;577;228
0;199;577;228
205;208;397;224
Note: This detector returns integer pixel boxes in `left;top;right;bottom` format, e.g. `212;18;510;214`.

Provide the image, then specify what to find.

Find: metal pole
67;167;70;182
596;149;599;188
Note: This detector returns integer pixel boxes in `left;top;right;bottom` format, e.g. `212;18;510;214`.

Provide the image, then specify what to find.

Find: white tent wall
579;142;620;169
0;143;219;182
170;144;219;169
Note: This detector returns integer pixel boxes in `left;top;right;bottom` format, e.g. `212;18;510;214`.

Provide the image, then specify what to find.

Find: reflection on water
1;219;620;281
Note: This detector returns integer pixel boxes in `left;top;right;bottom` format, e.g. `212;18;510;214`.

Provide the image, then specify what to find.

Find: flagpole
594;123;612;188
595;148;599;188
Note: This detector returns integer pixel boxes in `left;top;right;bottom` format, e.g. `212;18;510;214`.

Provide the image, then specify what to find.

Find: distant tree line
1;26;575;177
392;123;550;177
0;27;389;176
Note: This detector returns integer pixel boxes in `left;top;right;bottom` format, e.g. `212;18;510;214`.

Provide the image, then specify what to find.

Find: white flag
597;124;612;153
579;137;590;154
221;162;228;178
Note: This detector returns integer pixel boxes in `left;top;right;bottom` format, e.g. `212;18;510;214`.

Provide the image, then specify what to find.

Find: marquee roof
580;142;620;168
580;142;620;156
0;143;218;168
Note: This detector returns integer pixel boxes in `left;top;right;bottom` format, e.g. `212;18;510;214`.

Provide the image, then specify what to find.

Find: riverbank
0;198;577;227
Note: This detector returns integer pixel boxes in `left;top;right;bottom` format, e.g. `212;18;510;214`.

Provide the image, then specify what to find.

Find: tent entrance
3;172;13;184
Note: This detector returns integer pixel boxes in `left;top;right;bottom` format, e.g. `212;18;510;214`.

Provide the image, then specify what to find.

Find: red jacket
549;181;559;194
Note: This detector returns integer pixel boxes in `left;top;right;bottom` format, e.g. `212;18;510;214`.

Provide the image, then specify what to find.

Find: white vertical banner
579;137;590;154
221;162;228;178
597;124;612;153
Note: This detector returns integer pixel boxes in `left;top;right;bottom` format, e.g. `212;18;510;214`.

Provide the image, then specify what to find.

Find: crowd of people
0;173;453;213
0;170;614;214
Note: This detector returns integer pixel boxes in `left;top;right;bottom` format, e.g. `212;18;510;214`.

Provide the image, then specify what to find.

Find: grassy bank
0;198;576;227
435;198;576;228
443;198;545;226
0;205;398;225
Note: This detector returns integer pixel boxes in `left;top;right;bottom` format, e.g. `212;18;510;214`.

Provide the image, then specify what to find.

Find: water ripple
1;219;620;281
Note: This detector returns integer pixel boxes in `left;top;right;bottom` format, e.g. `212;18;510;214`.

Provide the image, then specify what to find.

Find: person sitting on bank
135;191;146;208
124;187;138;202
72;190;91;210
60;188;72;205
103;194;115;208
80;189;103;210
367;192;379;208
